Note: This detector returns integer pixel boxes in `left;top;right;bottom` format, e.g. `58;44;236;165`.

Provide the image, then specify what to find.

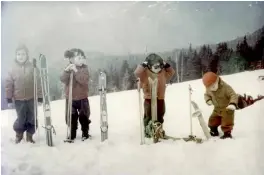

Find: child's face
16;49;27;63
208;78;219;91
73;53;85;66
151;63;162;74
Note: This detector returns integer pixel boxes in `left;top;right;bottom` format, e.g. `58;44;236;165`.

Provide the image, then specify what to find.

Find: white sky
1;1;264;57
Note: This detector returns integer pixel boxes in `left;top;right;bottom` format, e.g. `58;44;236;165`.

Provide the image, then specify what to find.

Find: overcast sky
1;1;264;58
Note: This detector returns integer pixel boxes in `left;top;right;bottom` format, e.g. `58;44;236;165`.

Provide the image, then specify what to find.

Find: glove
65;64;77;72
7;103;14;109
226;104;236;110
70;64;78;73
141;61;148;68
65;64;74;72
163;61;170;69
206;100;213;106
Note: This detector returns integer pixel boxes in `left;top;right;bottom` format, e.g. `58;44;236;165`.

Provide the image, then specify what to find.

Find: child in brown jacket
60;48;91;141
5;44;43;143
134;53;175;138
202;72;238;139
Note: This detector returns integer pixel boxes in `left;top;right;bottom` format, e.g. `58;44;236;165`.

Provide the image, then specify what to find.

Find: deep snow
1;70;264;175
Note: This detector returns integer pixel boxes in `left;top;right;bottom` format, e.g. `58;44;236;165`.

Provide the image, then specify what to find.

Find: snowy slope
1;70;264;175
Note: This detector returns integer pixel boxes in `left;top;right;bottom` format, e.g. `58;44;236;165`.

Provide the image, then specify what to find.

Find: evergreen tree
236;36;254;69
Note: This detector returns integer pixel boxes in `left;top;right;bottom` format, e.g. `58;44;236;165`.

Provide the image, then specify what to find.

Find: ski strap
42;125;56;135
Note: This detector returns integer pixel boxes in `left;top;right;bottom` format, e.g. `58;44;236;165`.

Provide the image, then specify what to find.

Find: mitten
141;61;148;68
226;104;236;110
206;100;213;106
163;61;170;69
64;64;75;72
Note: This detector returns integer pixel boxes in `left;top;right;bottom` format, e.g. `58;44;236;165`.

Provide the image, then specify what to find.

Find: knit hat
202;72;218;87
16;44;29;54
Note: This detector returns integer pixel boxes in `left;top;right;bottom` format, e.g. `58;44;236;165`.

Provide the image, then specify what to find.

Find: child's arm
204;90;212;104
60;70;71;85
5;72;14;103
134;64;147;81
164;63;175;80
74;67;89;86
226;85;238;107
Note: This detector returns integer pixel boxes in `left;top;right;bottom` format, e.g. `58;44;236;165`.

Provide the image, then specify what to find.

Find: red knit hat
202;72;218;87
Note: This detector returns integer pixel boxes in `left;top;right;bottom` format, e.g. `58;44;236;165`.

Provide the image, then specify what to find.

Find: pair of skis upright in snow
33;54;55;147
137;73;210;145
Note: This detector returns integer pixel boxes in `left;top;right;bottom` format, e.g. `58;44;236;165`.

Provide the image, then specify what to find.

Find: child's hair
64;48;86;59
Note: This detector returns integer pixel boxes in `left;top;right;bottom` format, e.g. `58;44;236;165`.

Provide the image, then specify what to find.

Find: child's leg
143;99;151;126
25;99;35;134
220;110;234;138
143;99;151;137
70;100;79;139
208;110;221;136
65;99;78;139
157;99;165;124
78;98;91;137
13;100;27;139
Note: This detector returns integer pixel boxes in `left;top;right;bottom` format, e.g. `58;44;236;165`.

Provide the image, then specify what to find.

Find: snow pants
208;109;234;133
143;99;165;127
13;99;37;135
65;98;91;134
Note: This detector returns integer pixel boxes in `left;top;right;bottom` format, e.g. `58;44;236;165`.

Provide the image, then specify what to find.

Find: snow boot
220;132;232;139
69;130;77;140
26;133;35;143
15;132;23;144
152;121;164;142
145;121;152;138
154;122;165;139
209;127;219;137
82;131;90;140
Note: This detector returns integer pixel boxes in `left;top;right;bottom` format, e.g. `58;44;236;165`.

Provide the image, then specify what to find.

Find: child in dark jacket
60;48;91;141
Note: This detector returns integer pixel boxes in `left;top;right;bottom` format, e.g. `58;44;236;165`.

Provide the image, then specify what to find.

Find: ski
64;71;74;143
99;72;108;142
137;78;145;145
191;101;211;140
163;135;203;143
39;54;55;146
148;74;159;143
33;58;39;142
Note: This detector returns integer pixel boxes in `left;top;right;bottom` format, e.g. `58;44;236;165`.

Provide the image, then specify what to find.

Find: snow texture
1;70;264;175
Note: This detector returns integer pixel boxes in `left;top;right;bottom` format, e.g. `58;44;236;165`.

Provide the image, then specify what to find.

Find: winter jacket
60;64;89;100
204;78;238;111
5;60;42;101
134;65;175;99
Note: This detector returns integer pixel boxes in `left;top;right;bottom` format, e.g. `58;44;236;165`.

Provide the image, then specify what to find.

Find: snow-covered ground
1;70;264;175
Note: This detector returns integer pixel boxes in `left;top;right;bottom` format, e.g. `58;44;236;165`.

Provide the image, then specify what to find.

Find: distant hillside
195;25;264;53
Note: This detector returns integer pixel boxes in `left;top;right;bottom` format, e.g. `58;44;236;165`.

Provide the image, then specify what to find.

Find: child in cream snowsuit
5;44;43;143
202;71;238;139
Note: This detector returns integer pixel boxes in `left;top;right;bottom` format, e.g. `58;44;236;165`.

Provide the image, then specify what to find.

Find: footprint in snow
30;166;43;175
18;162;29;171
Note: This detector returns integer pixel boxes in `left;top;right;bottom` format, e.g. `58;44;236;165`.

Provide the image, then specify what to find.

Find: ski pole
189;84;193;136
137;78;145;145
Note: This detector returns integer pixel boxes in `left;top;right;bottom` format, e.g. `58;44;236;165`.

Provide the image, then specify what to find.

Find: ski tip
64;139;74;143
